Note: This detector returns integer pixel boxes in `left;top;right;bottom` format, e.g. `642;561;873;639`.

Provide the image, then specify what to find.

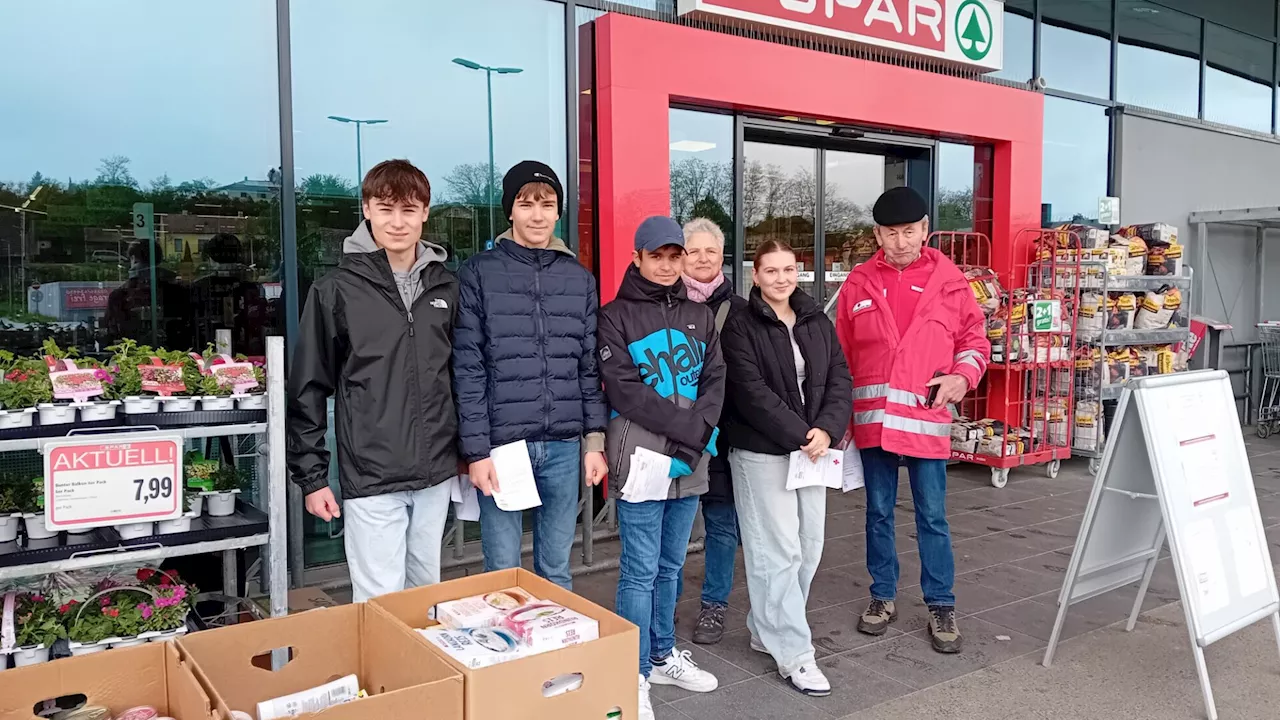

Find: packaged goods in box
178;602;463;720
434;587;539;629
501;603;601;653
963;268;1003;315
1122;222;1177;246
1052;223;1109;249
1146;243;1183;276
1107;293;1137;330
1135;345;1176;375
1079;292;1105;331
1134;287;1181;330
0;642;217;720
371;568;638;720
418;627;530;670
1102;247;1130;276
1127;348;1148;379
1111;234;1148;275
1074;401;1101;451
1105;349;1131;386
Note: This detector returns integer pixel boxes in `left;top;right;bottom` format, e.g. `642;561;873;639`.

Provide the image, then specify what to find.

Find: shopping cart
1257;322;1280;438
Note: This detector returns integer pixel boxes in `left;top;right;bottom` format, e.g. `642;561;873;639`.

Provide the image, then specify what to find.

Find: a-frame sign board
1043;370;1280;720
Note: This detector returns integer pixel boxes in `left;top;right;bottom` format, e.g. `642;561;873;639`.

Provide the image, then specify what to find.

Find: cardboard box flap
361;600;459;696
0;643;215;720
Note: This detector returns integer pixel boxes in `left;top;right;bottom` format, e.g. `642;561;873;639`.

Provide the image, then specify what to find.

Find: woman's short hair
753;240;796;269
682;218;725;248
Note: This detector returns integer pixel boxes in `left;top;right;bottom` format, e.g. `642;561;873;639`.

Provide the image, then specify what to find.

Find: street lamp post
327;116;388;200
452;57;523;240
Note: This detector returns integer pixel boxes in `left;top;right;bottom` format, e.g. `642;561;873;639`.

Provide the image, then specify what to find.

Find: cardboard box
180;602;463;720
288;586;339;614
0;642;217;720
372;568;639;720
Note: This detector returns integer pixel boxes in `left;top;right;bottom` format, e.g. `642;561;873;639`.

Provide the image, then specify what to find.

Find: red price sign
44;435;184;530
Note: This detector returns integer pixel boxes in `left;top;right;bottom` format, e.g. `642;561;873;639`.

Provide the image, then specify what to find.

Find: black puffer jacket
452;233;608;462
721;287;852;457
287;240;460;499
701;280;748;504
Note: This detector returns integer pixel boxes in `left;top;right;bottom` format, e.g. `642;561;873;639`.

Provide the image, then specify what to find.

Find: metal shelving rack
1065;265;1195;472
0;337;288;618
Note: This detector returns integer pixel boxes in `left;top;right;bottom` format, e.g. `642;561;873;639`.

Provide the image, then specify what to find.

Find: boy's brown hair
362;159;431;208
514;181;557;205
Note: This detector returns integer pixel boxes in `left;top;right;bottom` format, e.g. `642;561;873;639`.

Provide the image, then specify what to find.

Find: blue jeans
676;499;738;607
616;495;700;678
861;447;956;607
478;439;581;590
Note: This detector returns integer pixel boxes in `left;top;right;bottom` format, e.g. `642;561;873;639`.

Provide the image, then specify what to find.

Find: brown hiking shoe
928;606;962;653
857;599;897;636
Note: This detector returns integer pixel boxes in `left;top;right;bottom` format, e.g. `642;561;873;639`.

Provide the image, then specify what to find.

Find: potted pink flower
11;592;65;667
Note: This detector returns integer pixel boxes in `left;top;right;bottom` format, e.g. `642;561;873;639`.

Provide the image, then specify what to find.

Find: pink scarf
682;272;725;303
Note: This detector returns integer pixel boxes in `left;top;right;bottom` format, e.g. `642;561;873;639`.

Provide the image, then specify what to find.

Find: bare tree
95;155;137;188
442;162;503;206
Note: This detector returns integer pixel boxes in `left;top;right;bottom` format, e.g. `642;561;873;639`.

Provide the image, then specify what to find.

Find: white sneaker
637;674;655;720
650;648;719;693
785;662;831;697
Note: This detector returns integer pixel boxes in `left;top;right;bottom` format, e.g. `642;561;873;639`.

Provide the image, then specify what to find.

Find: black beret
872;186;928;226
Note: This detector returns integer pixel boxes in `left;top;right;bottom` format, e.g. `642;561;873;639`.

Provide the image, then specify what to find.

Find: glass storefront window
1117;1;1200;117
1041;0;1114;98
937;143;976;232
741;143;817;298
993;2;1034;84
1043;97;1110;225
290;0;567;566
669;108;735;282
1205;24;1275;133
0;1;283;359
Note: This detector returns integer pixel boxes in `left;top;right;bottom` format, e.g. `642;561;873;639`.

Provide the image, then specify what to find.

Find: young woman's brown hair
753;240;796;270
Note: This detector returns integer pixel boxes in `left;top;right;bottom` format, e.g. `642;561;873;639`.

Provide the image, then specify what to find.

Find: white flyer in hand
841;442;865;492
452;475;481;522
786;449;844;491
490;440;542;511
620;447;673;503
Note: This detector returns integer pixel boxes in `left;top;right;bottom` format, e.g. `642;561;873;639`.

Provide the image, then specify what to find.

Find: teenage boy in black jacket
287;160;459;602
597;216;726;719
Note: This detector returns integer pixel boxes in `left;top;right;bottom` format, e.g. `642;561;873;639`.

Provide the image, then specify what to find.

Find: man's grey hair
682;218;726;248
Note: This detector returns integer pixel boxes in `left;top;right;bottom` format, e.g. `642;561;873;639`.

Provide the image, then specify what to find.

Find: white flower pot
22;513;58;540
36;403;76;425
235;393;267;410
0;515;18;543
0;408;36;430
117;521;154;540
202;490;239;517
161;397;197;413
137;630;163;642
12;645;49;667
74;400;121;422
157;514;195;535
201;396;236;411
67;526;94;535
151;625;188;643
110;636;146;649
188;495;204;517
123;396;160;414
68;639;111;656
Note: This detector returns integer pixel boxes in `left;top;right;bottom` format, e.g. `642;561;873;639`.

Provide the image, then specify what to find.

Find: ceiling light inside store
670;140;717;152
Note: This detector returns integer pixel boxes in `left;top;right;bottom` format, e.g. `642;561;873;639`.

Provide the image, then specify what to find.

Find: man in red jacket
835;187;989;654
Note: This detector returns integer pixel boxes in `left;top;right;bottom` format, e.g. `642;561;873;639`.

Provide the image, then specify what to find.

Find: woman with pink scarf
676;218;747;646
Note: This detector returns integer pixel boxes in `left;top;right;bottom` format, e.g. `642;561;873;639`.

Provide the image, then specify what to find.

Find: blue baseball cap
634;216;686;253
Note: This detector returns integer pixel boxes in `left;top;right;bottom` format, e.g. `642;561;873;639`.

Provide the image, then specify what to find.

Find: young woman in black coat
719;240;852;698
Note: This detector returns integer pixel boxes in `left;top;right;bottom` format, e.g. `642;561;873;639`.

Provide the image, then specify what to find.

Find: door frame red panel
593;12;1044;301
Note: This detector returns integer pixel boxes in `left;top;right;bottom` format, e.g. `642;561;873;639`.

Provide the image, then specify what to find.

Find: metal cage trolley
1257;322;1280;438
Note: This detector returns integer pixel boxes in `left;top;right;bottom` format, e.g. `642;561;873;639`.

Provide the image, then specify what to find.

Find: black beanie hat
502;160;563;219
872;186;929;226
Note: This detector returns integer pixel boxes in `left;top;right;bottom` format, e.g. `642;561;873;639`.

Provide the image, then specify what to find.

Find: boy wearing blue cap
598;216;727;718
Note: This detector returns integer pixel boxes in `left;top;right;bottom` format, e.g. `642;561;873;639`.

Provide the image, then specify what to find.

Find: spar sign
677;0;1004;72
43;435;183;531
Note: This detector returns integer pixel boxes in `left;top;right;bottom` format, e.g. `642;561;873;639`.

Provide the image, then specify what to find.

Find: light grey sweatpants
729;448;826;677
342;481;454;602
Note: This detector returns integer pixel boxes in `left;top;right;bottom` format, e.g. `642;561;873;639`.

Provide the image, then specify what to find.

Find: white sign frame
42;433;184;531
1043;370;1280;720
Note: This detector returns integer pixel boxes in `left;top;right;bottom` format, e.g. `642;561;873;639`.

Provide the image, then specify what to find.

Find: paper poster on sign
46;358;105;403
1226;507;1270;598
139;359;186;396
44;435;184;530
1179;435;1230;508
1183;519;1230;616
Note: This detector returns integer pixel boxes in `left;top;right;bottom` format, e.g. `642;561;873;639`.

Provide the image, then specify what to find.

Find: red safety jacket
835;247;990;459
